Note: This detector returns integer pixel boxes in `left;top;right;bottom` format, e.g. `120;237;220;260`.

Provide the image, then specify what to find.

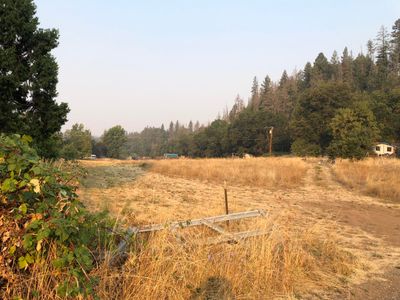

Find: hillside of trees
62;19;400;160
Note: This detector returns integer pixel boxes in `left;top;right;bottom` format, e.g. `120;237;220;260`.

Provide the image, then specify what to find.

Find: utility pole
267;126;273;155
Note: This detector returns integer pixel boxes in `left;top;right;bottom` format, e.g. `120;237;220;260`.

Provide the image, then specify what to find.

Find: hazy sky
35;0;399;136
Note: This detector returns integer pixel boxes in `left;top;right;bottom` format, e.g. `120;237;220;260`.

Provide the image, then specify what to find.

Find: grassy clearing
80;163;144;189
333;158;400;203
149;157;309;189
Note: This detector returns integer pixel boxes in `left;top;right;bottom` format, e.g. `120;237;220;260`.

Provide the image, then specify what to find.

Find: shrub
291;138;321;156
327;105;379;160
0;134;115;298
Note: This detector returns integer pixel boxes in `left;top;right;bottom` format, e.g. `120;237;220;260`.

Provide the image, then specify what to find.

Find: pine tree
341;47;354;86
367;40;375;60
375;26;390;86
249;76;260;110
175;120;180;133
390;19;400;76
260;75;272;110
188;121;193;132
168;121;174;135
0;0;69;157
330;50;341;81
299;62;312;90
353;53;375;91
312;53;331;82
279;70;289;87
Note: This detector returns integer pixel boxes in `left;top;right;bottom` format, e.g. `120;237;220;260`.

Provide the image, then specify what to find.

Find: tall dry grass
149;157;309;189
334;158;400;203
96;218;355;299
4;158;361;299
6;214;356;299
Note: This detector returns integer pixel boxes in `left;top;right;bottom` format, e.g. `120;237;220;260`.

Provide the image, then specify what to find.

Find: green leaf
18;256;28;270
21;135;33;144
31;166;42;175
23;234;34;250
19;203;28;215
25;253;34;264
1;178;17;192
9;245;17;255
18;180;27;188
52;257;66;268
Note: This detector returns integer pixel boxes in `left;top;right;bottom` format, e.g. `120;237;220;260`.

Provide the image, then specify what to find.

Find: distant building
373;143;395;156
163;153;179;159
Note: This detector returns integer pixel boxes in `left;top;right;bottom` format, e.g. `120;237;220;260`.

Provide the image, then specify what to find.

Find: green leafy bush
291;138;321;157
0;134;115;297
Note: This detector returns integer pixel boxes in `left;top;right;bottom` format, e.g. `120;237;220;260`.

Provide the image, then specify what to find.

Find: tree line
1;0;399;160
61;19;400;160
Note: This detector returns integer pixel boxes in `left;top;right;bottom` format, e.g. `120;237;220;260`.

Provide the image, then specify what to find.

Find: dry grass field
149;157;308;189
72;157;400;299
333;158;400;203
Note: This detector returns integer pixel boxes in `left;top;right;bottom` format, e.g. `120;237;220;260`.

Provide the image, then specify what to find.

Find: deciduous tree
102;125;127;159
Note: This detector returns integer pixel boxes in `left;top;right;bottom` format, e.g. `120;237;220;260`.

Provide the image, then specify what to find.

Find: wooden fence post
224;181;229;226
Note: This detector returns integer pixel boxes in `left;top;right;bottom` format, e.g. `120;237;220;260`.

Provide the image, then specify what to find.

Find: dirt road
299;161;400;299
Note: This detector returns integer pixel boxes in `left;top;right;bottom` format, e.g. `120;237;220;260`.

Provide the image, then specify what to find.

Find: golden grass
149;157;309;189
94;215;355;300
333;158;400;203
6;215;356;299
4;158;366;299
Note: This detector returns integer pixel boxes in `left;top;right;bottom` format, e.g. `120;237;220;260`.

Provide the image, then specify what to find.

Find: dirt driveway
298;162;400;299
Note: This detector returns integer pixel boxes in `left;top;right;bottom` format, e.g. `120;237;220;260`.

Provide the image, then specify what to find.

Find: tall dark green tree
290;82;352;154
249;76;260;110
353;54;375;91
279;70;289;87
312;53;331;82
191;120;229;157
390;19;400;78
375;26;390;87
330;50;341;81
260;75;272;110
299;62;312;90
0;0;69;157
341;47;354;86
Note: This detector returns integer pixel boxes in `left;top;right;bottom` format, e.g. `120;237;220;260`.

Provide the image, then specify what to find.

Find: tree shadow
189;276;234;300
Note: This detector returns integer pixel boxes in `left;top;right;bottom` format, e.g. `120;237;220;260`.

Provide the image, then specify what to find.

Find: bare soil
299;161;400;299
